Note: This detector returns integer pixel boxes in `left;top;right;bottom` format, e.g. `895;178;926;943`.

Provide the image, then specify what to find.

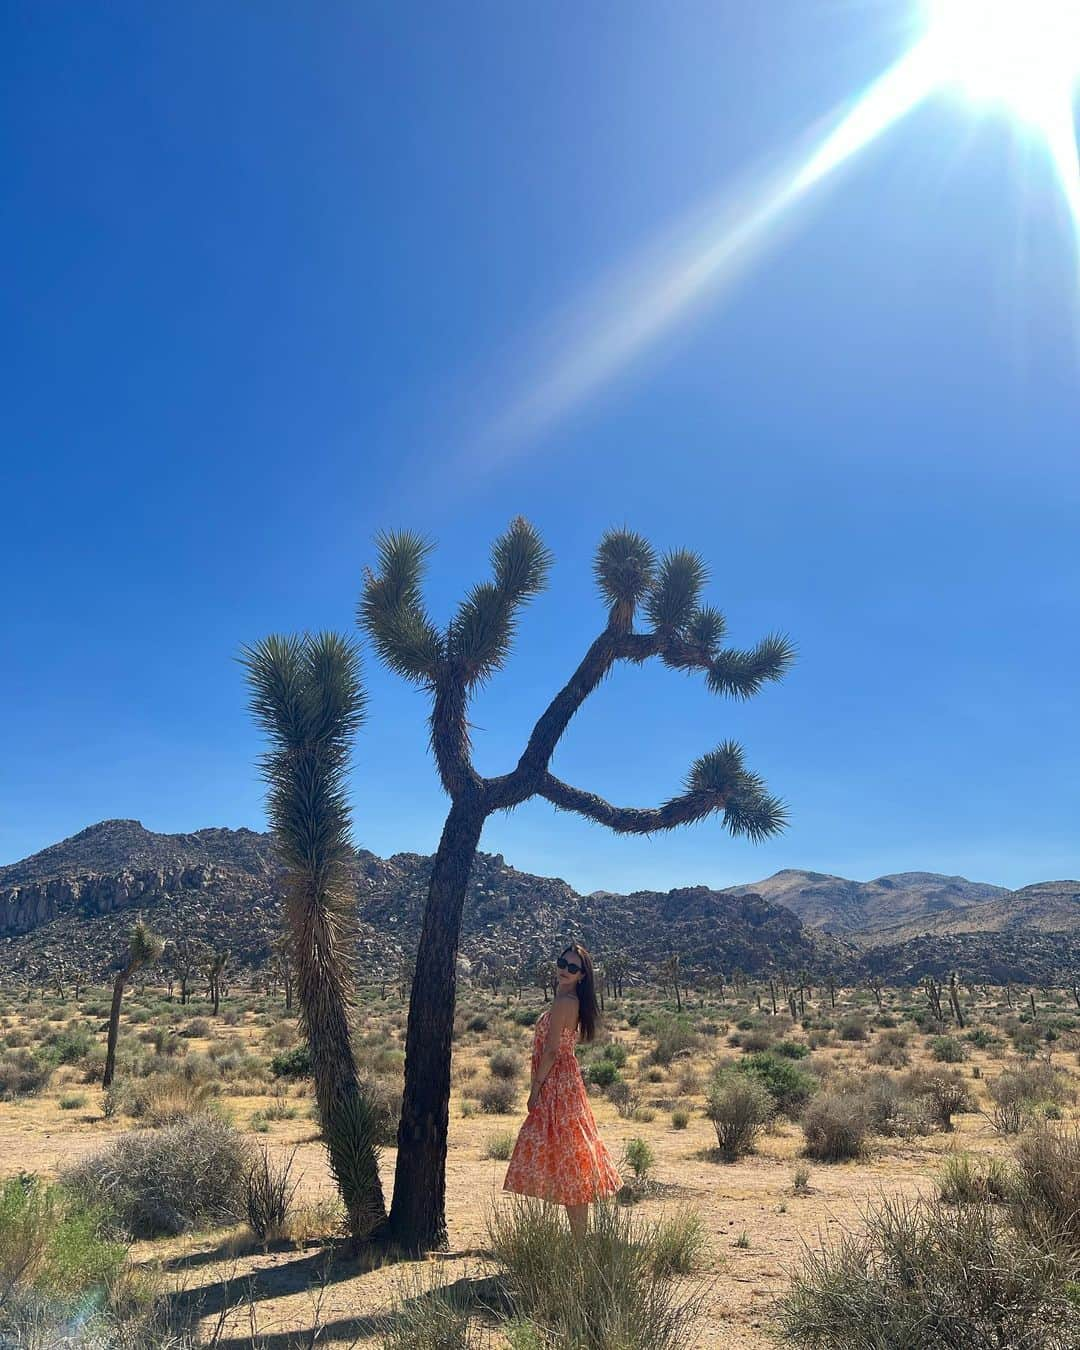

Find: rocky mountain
0;820;851;984
722;868;1009;939
0;821;1076;986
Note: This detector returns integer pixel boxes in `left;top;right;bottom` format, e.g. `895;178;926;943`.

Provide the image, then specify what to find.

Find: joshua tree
360;519;794;1249
102;917;164;1088
202;946;230;1016
239;631;387;1240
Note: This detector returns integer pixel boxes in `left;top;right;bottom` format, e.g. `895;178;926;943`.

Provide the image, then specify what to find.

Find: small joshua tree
102;917;164;1088
239;631;387;1240
360;519;795;1249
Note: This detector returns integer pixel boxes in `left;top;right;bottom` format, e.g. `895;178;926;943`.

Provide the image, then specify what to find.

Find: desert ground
1;978;1078;1346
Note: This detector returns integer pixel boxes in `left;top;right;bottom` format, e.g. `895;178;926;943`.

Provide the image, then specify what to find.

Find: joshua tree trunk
361;521;794;1250
382;797;484;1249
101;970;127;1089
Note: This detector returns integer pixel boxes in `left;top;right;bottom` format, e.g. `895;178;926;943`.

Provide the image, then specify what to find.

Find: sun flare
925;0;1080;122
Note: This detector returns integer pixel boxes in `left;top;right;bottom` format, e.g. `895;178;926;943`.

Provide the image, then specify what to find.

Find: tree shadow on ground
161;1237;506;1347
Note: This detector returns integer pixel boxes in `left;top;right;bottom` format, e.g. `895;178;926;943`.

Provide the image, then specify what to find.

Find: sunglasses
556;956;582;975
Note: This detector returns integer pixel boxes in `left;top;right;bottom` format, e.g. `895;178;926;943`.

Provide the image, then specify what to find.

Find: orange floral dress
502;1002;622;1206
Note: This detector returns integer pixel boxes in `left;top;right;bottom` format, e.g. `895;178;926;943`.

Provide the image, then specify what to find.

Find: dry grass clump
801;1092;870;1161
485;1194;710;1350
780;1192;1080;1349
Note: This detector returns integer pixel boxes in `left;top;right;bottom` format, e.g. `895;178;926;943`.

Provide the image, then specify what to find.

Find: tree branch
536;772;726;835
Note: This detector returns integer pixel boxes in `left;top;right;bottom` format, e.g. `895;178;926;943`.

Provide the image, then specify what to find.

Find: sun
923;0;1080;137
924;0;1080;123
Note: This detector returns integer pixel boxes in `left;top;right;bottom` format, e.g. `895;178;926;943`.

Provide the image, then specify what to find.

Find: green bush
735;1052;816;1116
0;1175;125;1301
930;1036;968;1064
586;1058;621;1088
938;1153;1013;1205
705;1072;773;1160
771;1039;810;1059
270;1044;313;1079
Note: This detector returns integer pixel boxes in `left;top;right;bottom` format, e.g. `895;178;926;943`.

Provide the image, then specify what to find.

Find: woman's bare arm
528;996;578;1105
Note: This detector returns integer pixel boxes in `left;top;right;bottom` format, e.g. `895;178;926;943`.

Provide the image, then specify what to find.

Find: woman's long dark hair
562;942;599;1043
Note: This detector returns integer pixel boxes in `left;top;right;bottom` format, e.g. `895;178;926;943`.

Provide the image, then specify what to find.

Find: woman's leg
566;1203;588;1240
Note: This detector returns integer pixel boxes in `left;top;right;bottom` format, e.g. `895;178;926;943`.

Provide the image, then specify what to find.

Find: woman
503;942;622;1237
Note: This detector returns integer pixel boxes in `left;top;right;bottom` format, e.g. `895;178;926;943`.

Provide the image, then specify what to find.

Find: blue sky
4;1;1078;894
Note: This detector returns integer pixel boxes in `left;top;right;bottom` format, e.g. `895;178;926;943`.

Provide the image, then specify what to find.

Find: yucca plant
101;916;164;1089
360;518;795;1250
239;631;386;1239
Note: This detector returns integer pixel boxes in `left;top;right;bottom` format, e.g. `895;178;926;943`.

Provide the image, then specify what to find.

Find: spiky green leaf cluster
238;632;366;875
644;549;709;631
358;532;443;685
707;632;797;700
594;528;656;611
325;1084;386;1239
447;517;552;687
684;741;789;843
127;917;164;971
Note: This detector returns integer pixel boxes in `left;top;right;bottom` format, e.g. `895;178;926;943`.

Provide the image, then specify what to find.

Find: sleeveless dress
502;1002;623;1206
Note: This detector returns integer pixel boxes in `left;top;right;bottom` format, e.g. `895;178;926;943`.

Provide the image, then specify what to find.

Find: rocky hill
723;868;1008;938
0;820;850;984
1;821;1076;986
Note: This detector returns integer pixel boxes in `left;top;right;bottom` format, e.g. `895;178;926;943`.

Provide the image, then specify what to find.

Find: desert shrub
838;1016;868;1042
730;1026;774;1053
938;1153;1014;1204
622;1137;655;1179
599;1041;629;1068
45;1023;95;1066
992;1063;1075;1111
930;1036;968;1064
484;1131;515;1161
0;1049;53;1100
705;1073;772;1160
646;1014;700;1066
771;1038;810;1060
180;1017;211;1038
0;1175;125;1301
586;1058;621;1089
263;1019;297;1049
735;1051;816;1116
59;1093;87;1111
270;1044;312;1079
965;1027;996;1050
246;1145;300;1243
486;1196;707;1350
674;1063;701;1095
807;1029;832;1050
511;1008;540;1027
375;1261;486;1350
645;1065;666;1082
466;1013;489;1033
606;1080;640;1120
866;1032;910;1069
104;1071;217;1124
65;1114;251;1237
793;1164;811;1195
1010;1125;1080;1262
780;1193;1080;1348
489;1049;522;1081
801;1092;869;1161
671;1107;690;1130
479;1078;517;1114
902;1068;974;1131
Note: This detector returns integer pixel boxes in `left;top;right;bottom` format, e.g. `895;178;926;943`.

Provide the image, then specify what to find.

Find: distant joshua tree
360;519;794;1250
239;632;387;1240
102;917;164;1089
